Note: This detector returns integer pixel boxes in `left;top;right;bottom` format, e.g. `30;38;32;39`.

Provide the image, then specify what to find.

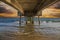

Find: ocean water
0;17;60;26
0;17;60;40
0;18;19;26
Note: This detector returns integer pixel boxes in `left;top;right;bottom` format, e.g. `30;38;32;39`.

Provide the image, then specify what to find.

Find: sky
0;2;18;17
42;1;60;18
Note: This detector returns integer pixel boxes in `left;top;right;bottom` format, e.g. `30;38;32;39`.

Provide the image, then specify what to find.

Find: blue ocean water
0;18;19;23
0;17;60;26
0;18;19;26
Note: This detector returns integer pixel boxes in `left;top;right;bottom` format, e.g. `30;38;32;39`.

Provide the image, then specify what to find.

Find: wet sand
0;29;60;40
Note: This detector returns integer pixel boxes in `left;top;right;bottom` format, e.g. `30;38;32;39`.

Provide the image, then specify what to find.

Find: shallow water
0;18;60;40
0;21;60;35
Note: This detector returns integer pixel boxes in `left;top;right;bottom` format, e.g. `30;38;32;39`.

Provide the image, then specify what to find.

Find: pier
0;0;60;40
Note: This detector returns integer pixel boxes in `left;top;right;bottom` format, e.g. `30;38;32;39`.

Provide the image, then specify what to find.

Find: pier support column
24;11;34;34
24;10;42;33
24;16;34;33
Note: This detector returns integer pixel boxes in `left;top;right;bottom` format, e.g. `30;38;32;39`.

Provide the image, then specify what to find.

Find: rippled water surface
0;18;60;40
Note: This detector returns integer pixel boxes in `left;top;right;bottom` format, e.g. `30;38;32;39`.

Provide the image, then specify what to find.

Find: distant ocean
0;17;19;26
0;17;60;26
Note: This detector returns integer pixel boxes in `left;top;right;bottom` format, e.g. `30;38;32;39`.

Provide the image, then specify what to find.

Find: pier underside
0;0;60;16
